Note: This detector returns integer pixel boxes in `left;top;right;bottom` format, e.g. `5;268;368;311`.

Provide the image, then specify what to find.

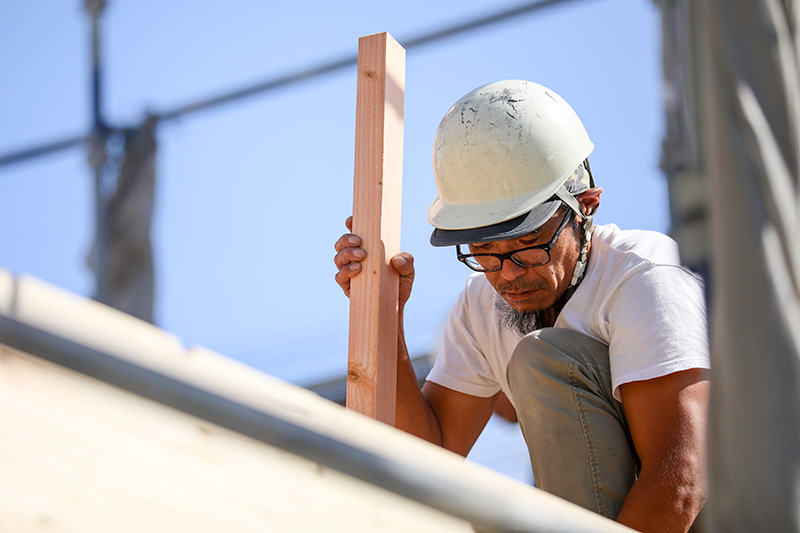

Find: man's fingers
334;233;361;254
334;222;414;302
334;262;362;296
333;221;366;299
333;245;366;270
391;253;415;275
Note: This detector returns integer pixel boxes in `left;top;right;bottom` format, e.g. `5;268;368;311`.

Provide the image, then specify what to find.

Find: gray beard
494;294;538;337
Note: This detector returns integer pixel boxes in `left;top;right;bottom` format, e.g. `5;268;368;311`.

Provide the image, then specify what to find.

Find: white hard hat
428;80;594;246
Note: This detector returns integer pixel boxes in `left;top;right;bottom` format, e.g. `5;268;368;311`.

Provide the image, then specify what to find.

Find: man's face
468;209;581;314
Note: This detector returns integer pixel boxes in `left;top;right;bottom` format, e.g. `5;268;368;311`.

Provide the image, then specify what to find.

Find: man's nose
498;258;527;281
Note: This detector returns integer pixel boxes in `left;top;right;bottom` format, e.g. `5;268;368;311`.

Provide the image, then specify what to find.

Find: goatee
494;294;538;336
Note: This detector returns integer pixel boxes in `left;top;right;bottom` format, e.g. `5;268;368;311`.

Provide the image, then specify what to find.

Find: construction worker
334;80;710;532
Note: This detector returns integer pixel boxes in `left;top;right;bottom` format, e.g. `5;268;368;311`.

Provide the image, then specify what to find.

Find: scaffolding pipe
157;0;589;121
0;136;86;167
0;0;591;167
85;0;109;304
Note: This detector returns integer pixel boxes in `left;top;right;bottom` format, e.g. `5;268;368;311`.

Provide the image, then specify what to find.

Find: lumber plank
347;32;405;424
0;346;472;533
0;269;631;533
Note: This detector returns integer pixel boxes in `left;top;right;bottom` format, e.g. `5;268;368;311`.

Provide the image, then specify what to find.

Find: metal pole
1;0;593;165
85;0;109;304
156;0;590;121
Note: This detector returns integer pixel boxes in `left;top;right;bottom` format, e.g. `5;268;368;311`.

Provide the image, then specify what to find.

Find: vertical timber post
347;32;405;425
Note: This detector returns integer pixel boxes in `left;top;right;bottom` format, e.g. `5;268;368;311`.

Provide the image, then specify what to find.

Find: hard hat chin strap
570;214;593;288
554;185;592;290
554;186;584;219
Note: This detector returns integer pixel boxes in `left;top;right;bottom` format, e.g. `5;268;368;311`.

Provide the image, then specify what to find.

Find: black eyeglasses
456;209;572;273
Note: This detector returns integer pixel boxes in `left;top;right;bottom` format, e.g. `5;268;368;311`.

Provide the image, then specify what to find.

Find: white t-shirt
426;223;710;403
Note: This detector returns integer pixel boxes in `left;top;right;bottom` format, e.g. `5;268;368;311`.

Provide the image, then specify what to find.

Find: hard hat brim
429;197;562;247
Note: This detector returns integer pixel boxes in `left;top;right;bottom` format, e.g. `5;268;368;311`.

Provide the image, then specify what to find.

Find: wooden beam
0;267;631;533
347;32;405;424
0;348;470;533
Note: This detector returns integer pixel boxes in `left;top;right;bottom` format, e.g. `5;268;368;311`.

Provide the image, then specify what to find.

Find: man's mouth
502;290;538;303
497;280;548;296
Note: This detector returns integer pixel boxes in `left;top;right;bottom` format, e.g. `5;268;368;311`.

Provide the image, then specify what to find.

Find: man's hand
333;216;415;309
334;216;496;452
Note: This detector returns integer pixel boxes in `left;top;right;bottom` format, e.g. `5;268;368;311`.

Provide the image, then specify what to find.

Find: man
334;80;710;532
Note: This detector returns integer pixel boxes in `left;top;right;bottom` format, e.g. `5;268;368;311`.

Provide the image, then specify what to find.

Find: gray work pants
506;328;639;521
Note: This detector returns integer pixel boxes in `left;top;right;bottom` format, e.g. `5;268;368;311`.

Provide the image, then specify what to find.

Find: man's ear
577;187;603;216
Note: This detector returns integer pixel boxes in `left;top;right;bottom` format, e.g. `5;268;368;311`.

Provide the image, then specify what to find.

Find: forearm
393;312;443;445
616;466;706;532
618;369;709;532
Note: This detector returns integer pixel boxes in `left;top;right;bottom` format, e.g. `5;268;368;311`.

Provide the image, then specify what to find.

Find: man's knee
507;329;576;403
511;328;609;371
507;328;613;408
509;327;608;374
507;330;550;396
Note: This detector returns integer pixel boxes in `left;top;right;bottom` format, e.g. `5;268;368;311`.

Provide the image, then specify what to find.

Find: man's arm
335;217;495;456
394;314;498;456
616;368;710;532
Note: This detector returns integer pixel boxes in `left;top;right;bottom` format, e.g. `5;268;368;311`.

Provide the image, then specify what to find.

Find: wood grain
347;32;406;425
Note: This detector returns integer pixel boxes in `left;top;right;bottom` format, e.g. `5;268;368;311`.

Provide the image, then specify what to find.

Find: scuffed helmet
428;80;594;246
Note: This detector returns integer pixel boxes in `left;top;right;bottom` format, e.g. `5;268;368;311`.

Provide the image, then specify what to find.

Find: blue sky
1;1;664;478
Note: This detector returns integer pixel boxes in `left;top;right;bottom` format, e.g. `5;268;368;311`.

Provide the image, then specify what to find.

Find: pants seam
570;359;611;517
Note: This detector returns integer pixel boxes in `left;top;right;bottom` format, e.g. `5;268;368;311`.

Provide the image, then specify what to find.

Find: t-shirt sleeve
606;264;710;401
426;285;503;398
